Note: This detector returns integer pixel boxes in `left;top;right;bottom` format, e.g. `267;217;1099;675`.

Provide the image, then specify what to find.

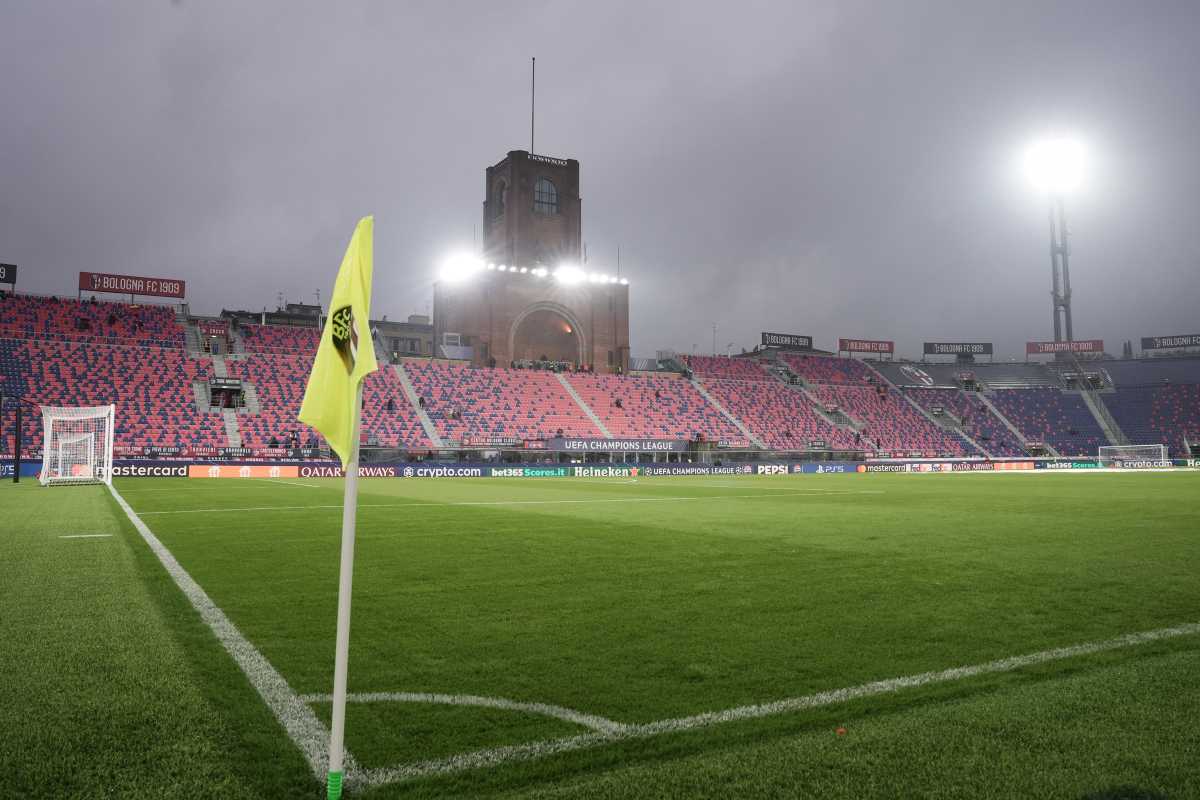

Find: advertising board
923;342;993;355
79;271;186;299
838;338;894;354
1025;339;1104;355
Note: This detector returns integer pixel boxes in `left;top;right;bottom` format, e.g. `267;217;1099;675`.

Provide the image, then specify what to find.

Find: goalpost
39;405;115;486
1098;444;1169;469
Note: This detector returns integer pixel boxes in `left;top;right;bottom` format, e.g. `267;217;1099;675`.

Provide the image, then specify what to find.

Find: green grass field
4;471;1200;798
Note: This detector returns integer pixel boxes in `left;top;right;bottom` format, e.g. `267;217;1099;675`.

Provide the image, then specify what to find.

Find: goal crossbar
1098;444;1169;468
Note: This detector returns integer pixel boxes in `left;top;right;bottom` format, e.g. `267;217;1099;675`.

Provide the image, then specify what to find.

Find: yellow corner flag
299;216;378;468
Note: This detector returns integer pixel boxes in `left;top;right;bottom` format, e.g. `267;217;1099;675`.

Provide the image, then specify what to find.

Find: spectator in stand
269;435;279;448
418;396;426;408
386;397;396;412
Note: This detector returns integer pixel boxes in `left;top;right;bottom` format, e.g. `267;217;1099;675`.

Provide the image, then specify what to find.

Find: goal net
39;405;115;486
1098;444;1170;469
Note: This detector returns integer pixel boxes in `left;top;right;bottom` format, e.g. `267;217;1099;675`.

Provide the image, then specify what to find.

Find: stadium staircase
240;381;261;415
796;383;861;429
761;359;856;429
191;381;211;412
556;373;613;437
177;306;206;355
1079;389;1130;447
688;378;767;449
228;325;246;354
861;361;986;456
392;362;445;448
222;410;242;447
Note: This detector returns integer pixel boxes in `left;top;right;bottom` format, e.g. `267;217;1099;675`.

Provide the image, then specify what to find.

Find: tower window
533;177;558;215
491;180;507;219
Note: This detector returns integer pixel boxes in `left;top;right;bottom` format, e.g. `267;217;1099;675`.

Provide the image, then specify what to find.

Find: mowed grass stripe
134;488;870;515
0;482;315;799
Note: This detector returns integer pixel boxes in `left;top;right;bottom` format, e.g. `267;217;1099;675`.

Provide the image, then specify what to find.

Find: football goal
39;405;115;486
1097;444;1169;469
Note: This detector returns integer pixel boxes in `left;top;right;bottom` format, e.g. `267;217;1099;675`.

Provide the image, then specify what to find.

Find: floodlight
1024;137;1085;194
486;263;496;270
438;253;483;283
497;264;507;272
554;265;586;285
519;267;529;273
619;278;629;285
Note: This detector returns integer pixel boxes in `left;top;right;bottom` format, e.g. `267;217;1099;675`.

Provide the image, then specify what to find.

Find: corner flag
299;215;378;468
297;216;377;800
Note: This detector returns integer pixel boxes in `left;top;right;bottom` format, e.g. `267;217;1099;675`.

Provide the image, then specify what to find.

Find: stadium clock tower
482;151;582;267
433;150;629;373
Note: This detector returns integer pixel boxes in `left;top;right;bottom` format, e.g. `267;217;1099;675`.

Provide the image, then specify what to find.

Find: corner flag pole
327;383;363;800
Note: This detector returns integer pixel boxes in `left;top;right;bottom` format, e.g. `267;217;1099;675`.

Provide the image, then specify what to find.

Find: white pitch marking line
264;479;324;488
299;691;626;735
353;620;1200;789
107;484;351;782
133;490;873;516
59;534;113;539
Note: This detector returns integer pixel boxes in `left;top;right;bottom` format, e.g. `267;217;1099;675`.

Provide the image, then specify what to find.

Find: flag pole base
327;770;344;800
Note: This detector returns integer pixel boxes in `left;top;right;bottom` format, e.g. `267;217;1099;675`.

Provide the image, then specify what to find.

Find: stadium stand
779;353;876;385
566;372;748;443
808;383;975;455
226;354;315;446
905;388;1027;457
1098;358;1200;456
238;323;322;355
0;293;184;348
361;369;433;449
4;291;1195;461
682;355;774;382
405;361;602;443
698;377;857;451
9;339;223;449
988;388;1108;456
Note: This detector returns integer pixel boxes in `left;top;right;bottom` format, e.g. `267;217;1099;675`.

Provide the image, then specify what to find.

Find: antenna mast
530;57;536;154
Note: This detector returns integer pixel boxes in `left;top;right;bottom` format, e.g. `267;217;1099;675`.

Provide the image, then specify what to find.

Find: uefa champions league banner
546;438;690;452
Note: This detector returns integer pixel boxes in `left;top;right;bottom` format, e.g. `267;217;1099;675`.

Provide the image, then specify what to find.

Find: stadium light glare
486;263;496;270
1024;137;1086;194
497;264;507;272
619;278;629;285
554;265;586;285
438;253;484;283
519;267;529;274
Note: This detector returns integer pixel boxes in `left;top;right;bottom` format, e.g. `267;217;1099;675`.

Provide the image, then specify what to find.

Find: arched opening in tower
512;309;580;364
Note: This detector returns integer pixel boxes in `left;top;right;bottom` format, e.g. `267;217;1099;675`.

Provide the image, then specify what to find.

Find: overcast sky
2;1;1197;359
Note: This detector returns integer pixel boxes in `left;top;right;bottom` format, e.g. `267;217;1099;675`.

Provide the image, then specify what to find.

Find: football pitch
4;471;1200;799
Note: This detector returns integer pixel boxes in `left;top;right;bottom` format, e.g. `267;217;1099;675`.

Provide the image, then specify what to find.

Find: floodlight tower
1025;138;1085;342
1047;195;1073;342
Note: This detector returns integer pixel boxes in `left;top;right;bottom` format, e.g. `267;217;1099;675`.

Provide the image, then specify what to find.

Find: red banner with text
838;338;894;354
79;271;186;299
1025;339;1104;355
